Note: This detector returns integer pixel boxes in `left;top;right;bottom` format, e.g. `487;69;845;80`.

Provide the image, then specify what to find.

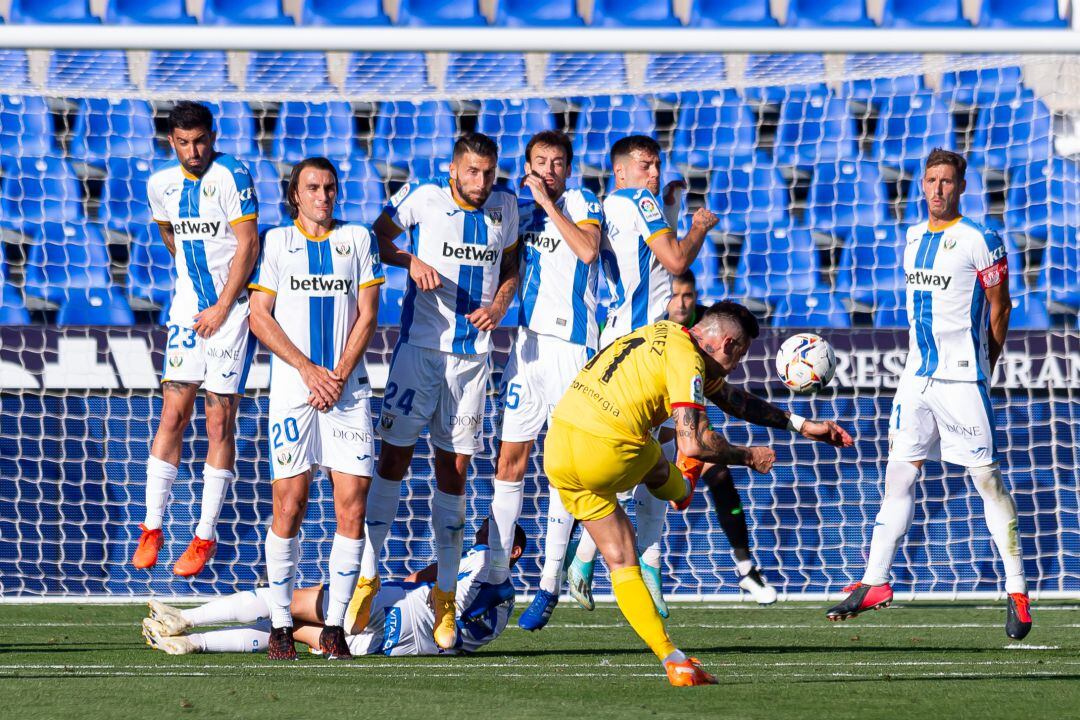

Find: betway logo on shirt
171;219;223;238
906;270;953;291
288;274;354;296
441;241;499;265
522;232;562;253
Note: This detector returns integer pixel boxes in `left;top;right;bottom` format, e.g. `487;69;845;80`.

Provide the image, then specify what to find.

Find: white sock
663;648;687;665
540;485;574;594
326;533;364;627
142;455;177;530
971;464;1028;595
735;559;754;576
196;465;233;541
182;589;269;626
191;622;271;653
264;529;300;628
575;529;598;564
862;461;919;586
432;489;466;592
489;479;524;583
359;472;401;579
632;483;667;562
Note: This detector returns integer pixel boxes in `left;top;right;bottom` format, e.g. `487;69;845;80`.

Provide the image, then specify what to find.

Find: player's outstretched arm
468;244;520;331
192;218;259;338
707;383;854;448
248;290;341;411
373;213;441;291
649;207;718;276
672;405;775;473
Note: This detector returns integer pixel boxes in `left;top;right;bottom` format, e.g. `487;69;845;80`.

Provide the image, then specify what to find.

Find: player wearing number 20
132;102;260;578
247;157;384;660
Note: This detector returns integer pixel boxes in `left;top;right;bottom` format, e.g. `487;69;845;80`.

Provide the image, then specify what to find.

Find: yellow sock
647;463;688;502
610;565;677;660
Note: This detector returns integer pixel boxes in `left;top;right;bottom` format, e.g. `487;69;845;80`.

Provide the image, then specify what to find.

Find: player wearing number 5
132;102;259;577
248;157;384;660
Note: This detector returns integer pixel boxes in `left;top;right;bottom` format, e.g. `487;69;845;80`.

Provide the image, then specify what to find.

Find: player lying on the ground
543;302;853;686
825;148;1031;640
142;520;526;657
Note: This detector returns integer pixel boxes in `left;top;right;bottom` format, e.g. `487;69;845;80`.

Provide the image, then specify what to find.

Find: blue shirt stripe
630;234;651;330
178;177;218;312
519;244;542;328
569;259;590;346
913;290;939;376
306;239;335;370
451;212;488;355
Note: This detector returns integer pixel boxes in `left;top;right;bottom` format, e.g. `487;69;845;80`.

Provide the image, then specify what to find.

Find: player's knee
883;460;919;498
433;451;468;492
377;444;412;480
970;463;1007;498
334;496;366;534
274;494;308;528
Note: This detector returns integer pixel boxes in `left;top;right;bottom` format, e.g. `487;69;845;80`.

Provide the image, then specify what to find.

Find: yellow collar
294;219;336;241
928;215;963;233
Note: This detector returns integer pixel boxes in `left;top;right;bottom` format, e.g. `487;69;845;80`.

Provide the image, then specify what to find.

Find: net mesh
0;48;1078;598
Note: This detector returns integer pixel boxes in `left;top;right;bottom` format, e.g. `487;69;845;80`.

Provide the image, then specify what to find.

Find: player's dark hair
610;134;661;165
702;300;760;340
167;101;214;135
925;147;967;179
673;269;697;288
453;132;499;162
525;130;573;165
286;157;338;220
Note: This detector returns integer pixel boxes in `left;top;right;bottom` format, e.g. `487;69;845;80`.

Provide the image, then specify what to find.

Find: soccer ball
775;333;836;394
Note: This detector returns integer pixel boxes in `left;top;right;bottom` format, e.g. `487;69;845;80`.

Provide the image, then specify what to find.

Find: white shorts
268;395;375;481
499;328;591;443
377;342;490;455
162;303;254;395
888;373;999;468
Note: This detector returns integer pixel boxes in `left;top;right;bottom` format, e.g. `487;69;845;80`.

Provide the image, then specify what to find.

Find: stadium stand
9;0;98;23
344;52;432;94
200;0;294;24
395;0;486;26
23;223;113;307
572;94;656;174
146;51;232;92
775;92;860;170
1;156;85;235
671;89;757;175
590;0;681;27
477;98;556;177
688;0;778;27
733;227;823;302
978;0;1068;27
126;224;175;309
106;0;195;24
271;101;357;164
495;0;583;26
371;100;456;179
301;0;390;25
56;287;136;326
880;0;971;27
786;0;875;27
0;95;56;158
445;53;528;94
69;99;159;169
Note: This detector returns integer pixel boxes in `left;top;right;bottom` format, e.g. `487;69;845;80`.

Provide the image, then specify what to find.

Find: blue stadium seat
732;227;822;300
872;289;907;328
336;156;385;224
572;95;655;174
843;54;925;105
808;161;887;243
0;257;30;325
23;222;112;306
477;98;555;177
670;89;756;175
771;292;852;328
590;0;680;27
0;51;31;90
9;0;99;23
940;64;1023;107
146;52;231;92
545;53;627;94
1008;292;1050;330
774;93;858;169
201;0;293;24
247;52;333;93
496;0;583;26
48;50;131;91
645;53;726;106
57;287;135;326
343;52;431;95
708;160;789;236
272;101;356;165
1036;226;1080;313
880;0;970;27
69;98;159;167
395;0;486;26
978;0;1066;27
744;54;826;106
127;224;174;308
904;166;991;227
1005;159;1080;247
202;101;260;158
0;95;56;157
378;285;404;325
100;156;154;234
0;155;84;234
106;0;194;23
688;0;777;26
835;224;906;309
786;0;873;26
871;91;954;175
302;0;389;24
969;90;1051;174
445;53;527;94
249;159;287;229
371;100;457;179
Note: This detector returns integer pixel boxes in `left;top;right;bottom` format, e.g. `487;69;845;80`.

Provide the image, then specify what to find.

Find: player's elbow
662;256;691;276
576;246;598;265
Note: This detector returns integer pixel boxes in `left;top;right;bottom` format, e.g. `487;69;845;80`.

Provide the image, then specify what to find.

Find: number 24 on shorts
384;382;415;415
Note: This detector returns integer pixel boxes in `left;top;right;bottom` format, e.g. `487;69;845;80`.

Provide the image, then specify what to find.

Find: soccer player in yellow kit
545;301;852;686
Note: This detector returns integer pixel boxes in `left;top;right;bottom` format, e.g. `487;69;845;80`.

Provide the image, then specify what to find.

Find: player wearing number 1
132;102;259;577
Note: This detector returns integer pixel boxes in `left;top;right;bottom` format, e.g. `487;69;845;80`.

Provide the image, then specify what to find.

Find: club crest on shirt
334;241;352;257
944;237;957;249
486;209;503;227
381;412;396;430
201;183;218;199
638;196;662;222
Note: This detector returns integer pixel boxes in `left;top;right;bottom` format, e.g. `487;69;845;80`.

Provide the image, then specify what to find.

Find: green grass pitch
2;601;1078;719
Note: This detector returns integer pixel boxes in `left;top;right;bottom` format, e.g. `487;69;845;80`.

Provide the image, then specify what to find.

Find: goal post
0;27;1077;602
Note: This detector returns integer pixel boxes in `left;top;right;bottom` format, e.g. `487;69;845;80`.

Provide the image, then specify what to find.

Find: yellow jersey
551;320;713;442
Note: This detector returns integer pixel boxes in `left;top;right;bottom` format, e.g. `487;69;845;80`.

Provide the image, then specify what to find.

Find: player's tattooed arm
672;405;775;473
708;383;790;430
373;213;441;291
468;244;519;331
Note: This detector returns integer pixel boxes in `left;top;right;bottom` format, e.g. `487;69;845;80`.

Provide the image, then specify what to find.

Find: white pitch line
1004;644;1061;650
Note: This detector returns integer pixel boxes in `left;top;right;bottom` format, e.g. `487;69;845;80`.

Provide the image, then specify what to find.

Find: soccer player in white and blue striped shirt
827;148;1030;640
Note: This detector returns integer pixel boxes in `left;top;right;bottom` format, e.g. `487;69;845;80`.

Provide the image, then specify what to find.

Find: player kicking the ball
362;133;519;651
132;101;259;577
247;157;384;660
826;149;1031;640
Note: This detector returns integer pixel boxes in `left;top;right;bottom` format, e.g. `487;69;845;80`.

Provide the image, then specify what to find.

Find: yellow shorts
543;418;662;521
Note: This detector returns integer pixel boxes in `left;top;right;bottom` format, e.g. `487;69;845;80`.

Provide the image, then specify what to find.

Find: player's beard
455;178;492;209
